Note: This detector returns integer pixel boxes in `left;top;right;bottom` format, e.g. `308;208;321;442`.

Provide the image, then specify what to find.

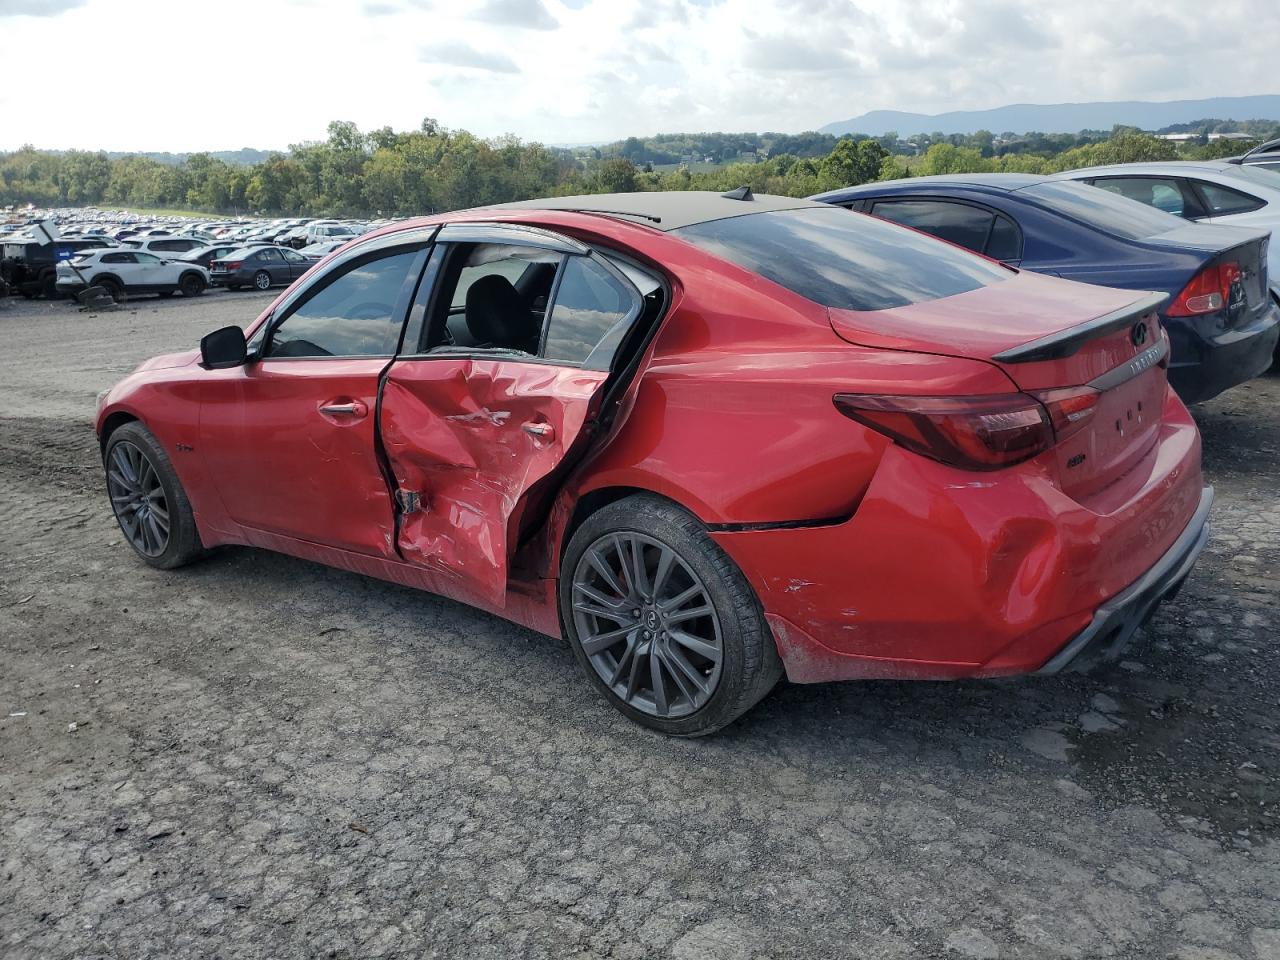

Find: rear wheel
179;273;206;297
253;270;271;291
95;277;123;302
104;422;204;570
560;495;782;736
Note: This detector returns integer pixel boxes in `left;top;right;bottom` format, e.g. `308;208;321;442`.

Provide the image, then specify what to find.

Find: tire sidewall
559;496;768;736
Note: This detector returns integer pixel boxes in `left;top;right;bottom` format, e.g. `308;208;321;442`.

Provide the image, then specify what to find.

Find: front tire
104;422;204;570
179;273;206;297
559;494;782;736
253;270;271;291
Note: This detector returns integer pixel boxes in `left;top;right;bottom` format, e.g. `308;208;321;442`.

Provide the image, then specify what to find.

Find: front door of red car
378;227;647;609
198;241;431;556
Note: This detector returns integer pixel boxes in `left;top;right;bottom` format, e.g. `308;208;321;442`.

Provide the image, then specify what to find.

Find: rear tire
96;277;123;303
559;494;782;736
253;270;271;291
103;422;204;570
179;273;206;297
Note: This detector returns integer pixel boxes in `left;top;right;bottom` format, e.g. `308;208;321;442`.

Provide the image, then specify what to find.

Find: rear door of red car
378;224;647;609
197;237;432;556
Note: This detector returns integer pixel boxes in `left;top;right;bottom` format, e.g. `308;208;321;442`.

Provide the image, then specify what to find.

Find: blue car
811;175;1279;404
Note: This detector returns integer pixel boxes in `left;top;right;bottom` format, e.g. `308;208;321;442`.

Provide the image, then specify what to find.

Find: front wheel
253;270;271;291
179;273;206;297
560;494;782;736
104;422;204;569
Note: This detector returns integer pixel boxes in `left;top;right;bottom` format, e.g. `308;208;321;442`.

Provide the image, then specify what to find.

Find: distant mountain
821;96;1280;137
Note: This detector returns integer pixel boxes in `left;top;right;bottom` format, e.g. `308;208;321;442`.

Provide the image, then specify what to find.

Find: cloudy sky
0;0;1274;151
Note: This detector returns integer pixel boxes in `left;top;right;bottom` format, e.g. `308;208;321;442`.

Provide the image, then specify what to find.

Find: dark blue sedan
811;175;1279;404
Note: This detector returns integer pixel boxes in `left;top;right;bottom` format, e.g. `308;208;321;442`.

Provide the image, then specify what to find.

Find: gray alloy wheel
560;494;783;736
571;532;724;719
106;439;170;558
103;422;205;570
253;270;271;290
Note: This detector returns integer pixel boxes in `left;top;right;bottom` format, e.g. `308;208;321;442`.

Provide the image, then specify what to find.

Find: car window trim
864;194;1025;262
256;234;436;362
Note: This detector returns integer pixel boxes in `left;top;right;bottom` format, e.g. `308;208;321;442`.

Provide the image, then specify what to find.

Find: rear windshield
1020;181;1185;240
672;207;1011;311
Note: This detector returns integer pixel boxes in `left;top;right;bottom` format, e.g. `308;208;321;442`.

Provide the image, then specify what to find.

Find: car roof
485;190;825;232
810;174;1050;202
1053;160;1280;194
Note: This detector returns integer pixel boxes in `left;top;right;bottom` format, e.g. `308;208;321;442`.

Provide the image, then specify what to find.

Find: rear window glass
1196;181;1264;216
1022;181;1185;239
673;207;1011;311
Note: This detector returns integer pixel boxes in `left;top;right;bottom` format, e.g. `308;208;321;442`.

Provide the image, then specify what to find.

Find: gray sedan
209;245;313;291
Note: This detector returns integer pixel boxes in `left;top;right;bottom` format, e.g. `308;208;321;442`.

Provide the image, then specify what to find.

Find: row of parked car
0;213;391;300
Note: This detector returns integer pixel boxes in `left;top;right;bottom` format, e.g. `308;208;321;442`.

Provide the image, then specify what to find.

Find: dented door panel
380;357;610;608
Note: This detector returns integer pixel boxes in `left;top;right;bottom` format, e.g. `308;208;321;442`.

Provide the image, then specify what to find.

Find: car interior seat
465;274;540;353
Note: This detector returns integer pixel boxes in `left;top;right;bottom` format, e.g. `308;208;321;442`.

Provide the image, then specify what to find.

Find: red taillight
1167;261;1240;316
224;261;241;270
1030;385;1100;443
833;393;1053;471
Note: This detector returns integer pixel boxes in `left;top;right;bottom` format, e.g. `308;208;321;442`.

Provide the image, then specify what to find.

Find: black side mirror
200;325;248;369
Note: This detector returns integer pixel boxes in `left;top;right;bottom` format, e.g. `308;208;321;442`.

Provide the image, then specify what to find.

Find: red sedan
95;191;1211;735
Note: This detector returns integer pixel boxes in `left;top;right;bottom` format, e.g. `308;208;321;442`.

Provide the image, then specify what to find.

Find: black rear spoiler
992;291;1167;363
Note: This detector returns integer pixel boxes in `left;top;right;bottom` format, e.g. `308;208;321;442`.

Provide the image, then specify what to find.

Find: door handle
522;421;554;440
319;400;368;417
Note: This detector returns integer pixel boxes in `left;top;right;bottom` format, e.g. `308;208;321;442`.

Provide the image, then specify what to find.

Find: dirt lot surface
1;292;1277;960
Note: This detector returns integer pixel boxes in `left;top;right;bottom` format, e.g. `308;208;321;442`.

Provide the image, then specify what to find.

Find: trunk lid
828;270;1172;498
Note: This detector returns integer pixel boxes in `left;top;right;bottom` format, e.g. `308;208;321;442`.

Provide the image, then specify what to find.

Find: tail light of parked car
832;387;1102;471
1166;261;1241;316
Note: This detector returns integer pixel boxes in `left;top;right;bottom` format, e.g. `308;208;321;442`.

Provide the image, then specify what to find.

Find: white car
56;249;209;301
1057;161;1280;305
122;236;208;257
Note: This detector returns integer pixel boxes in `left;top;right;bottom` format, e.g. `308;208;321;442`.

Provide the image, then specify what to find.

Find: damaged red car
96;192;1212;735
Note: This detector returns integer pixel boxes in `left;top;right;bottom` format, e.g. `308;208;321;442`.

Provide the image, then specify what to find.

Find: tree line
0;118;1271;219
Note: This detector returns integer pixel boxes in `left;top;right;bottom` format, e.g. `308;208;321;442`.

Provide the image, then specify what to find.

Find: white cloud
0;0;1274;151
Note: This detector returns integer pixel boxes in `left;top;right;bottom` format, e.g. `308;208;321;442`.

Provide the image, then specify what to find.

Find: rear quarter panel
566;239;1018;525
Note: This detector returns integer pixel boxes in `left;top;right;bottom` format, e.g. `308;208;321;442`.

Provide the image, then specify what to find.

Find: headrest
465;274;526;346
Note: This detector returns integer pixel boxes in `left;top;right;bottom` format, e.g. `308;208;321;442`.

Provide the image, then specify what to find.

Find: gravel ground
1;292;1277;960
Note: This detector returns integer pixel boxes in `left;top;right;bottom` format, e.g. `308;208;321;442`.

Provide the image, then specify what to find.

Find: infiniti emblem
1131;321;1149;347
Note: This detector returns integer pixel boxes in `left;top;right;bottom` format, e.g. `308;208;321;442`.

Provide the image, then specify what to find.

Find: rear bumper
1035;485;1212;674
1166;303;1279;404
